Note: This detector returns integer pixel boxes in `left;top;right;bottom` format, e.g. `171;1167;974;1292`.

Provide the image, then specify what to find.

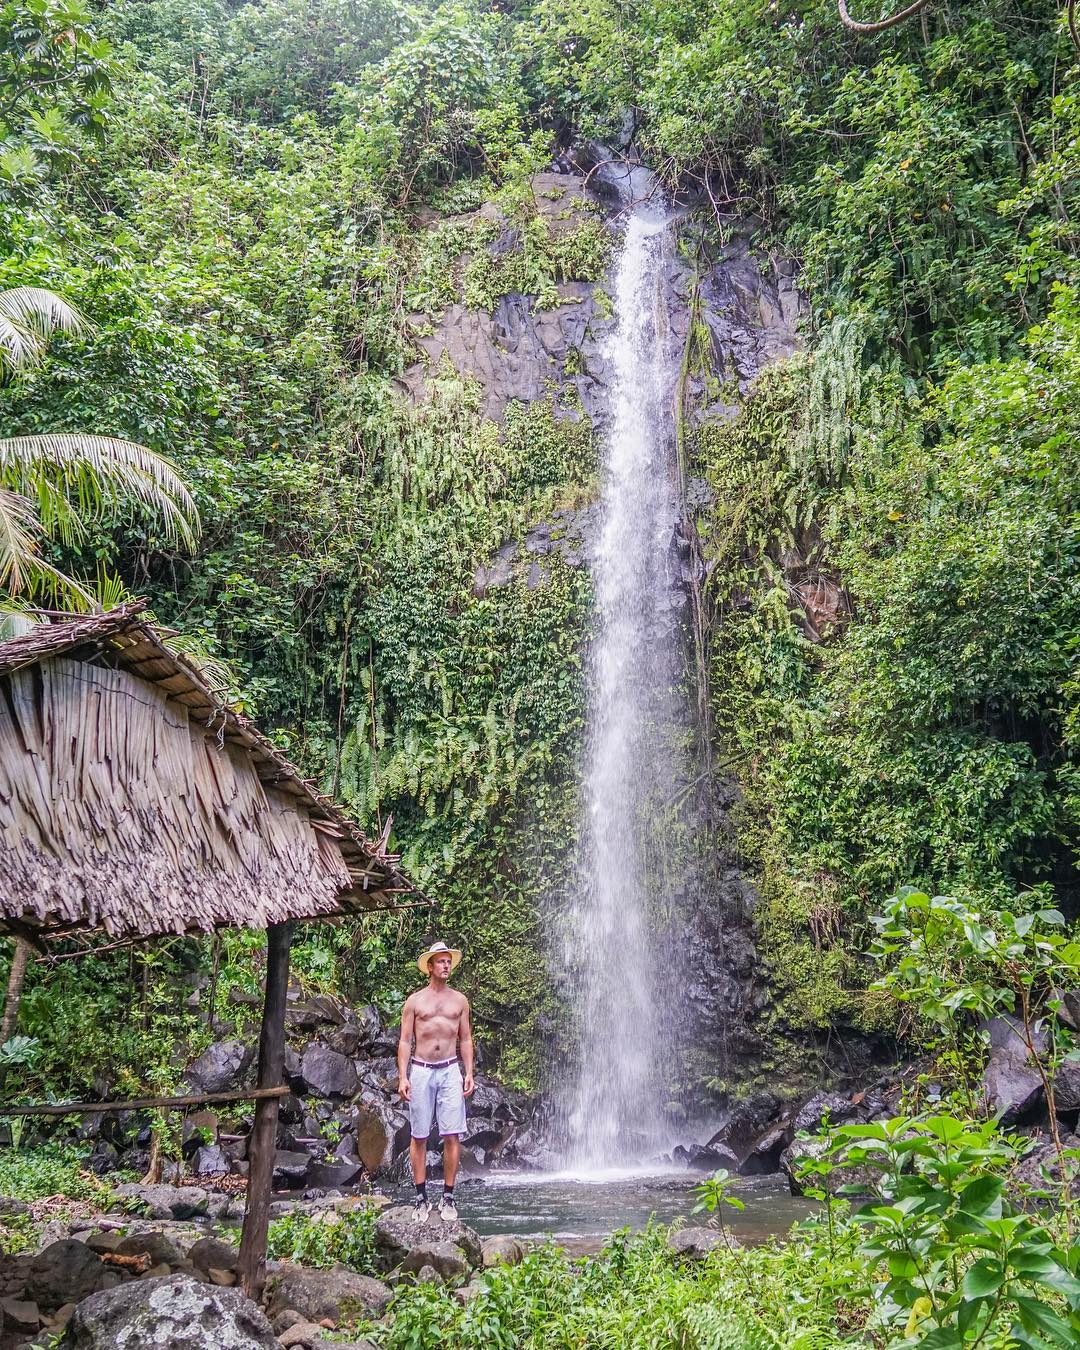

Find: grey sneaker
439;1194;458;1223
413;1197;431;1225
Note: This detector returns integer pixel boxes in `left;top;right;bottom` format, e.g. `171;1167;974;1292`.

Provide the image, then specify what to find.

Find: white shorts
409;1059;466;1139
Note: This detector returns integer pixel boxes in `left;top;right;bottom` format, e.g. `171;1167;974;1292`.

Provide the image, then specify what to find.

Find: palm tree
0;285;200;607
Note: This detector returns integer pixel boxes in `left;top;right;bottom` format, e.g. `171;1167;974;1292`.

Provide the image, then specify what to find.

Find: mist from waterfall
557;167;685;1173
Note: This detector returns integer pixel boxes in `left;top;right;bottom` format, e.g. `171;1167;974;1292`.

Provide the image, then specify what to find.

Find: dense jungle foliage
0;0;1079;1102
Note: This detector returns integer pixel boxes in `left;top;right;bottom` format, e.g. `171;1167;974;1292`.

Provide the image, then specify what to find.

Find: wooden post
237;921;291;1300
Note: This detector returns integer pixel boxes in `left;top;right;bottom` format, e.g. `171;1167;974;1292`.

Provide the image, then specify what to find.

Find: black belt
411;1056;459;1069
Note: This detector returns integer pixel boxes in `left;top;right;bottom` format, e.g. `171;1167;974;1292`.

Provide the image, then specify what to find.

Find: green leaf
1013;1295;1076;1347
962;1257;1004;1298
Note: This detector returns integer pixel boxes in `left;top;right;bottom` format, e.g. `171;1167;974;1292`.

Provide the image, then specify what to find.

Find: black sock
443;1185;454;1198
415;1182;427;1201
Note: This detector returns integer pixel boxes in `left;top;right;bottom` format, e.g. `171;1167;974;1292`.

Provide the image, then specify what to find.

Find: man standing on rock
398;941;474;1223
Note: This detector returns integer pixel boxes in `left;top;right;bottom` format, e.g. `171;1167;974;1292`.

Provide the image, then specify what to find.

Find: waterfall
558;167;684;1172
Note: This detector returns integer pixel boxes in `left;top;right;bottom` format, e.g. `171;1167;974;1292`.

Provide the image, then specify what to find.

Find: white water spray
559;170;683;1172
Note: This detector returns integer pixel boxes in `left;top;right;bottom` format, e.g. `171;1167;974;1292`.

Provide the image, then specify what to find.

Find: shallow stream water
396;1169;817;1253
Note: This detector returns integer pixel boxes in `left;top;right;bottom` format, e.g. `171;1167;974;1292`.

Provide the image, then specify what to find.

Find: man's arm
458;996;475;1096
397;997;415;1101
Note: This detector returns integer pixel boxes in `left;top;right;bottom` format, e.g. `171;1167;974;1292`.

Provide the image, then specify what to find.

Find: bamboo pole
237;921;291;1299
0;1085;289;1117
1;938;31;1045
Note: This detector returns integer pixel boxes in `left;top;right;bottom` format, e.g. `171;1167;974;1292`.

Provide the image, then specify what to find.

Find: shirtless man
397;941;474;1223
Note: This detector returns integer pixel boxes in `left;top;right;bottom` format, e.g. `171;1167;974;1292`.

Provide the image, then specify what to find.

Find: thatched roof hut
0;601;413;943
0;601;422;1297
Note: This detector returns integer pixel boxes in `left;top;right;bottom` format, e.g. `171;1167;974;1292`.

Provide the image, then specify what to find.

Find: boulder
112;1183;213;1220
186;1236;239;1275
1;1295;40;1332
194;1143;231;1176
65;1272;278;1349
26;1240;105;1309
274;1150;313;1188
739;1125;788;1177
481;1235;524;1268
374;1205;482;1273
352;1104;395;1174
680;1142;740;1171
401;1240;470;1283
1050;1060;1080;1114
278;1321;325;1348
286;992;352;1031
706;1092;783;1155
1013;1131;1080;1205
185;1040;253;1096
668;1228;729;1261
982;1015;1046;1124
0;1196;29;1216
307;1160;363;1189
791;1092;862;1136
264;1264;392;1323
301;1044;359;1099
114;1232;186;1268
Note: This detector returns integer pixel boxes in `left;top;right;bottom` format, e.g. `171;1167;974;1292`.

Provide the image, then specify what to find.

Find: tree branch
838;0;932;34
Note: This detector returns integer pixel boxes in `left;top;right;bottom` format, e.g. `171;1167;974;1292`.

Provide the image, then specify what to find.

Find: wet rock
706;1092;783;1155
401;1240;470;1283
26;1240;105;1309
1050;1059;1080;1114
264;1264;392;1323
673;1142;739;1171
738;1124;787;1177
65;1272;278;1349
792;1092;862;1136
982;1015;1046;1124
301;1044;359;1099
481;1235;524;1267
374;1205;482;1273
185;1040;253;1095
286;992;351;1032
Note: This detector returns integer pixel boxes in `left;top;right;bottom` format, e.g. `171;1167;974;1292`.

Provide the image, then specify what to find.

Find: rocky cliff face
397;159;811;1114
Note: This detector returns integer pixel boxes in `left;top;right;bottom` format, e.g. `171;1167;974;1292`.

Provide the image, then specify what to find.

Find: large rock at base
185;1040;253;1096
187;1236;239;1275
264;1264;392;1323
25;1240;105;1309
982;1015;1046;1124
481;1235;524;1268
673;1142;739;1171
374;1205;482;1273
739;1124;788;1177
301;1044;359;1099
400;1241;470;1283
706;1092;783;1156
65;1273;277;1349
1050;1060;1080;1114
273;1150;312;1188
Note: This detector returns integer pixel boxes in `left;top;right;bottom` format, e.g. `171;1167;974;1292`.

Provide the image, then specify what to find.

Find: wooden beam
0;1085;289;1117
237;921;291;1300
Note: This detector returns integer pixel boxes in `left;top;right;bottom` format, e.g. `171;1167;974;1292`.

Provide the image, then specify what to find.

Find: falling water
559;168;684;1172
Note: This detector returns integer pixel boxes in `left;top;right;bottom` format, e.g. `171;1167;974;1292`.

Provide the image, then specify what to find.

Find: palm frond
0;434;201;550
0;287;84;378
0;486;94;609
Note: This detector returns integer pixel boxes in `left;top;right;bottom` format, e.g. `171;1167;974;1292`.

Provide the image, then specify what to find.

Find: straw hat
417;941;462;975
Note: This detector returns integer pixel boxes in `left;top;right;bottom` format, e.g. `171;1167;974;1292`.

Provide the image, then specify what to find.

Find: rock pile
75;989;539;1196
0;1198;520;1347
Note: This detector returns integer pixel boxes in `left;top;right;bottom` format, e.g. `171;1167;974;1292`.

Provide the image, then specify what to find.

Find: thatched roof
0;602;417;942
